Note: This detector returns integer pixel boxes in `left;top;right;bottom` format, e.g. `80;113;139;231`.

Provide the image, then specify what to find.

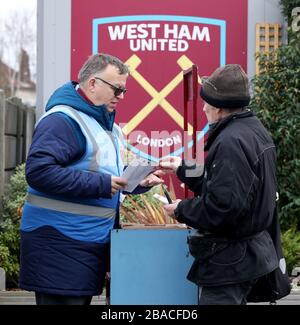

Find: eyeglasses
94;77;127;97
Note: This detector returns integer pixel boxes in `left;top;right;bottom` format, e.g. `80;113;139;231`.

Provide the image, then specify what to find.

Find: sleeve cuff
124;185;150;195
99;173;112;198
176;160;204;180
176;160;188;181
174;200;185;223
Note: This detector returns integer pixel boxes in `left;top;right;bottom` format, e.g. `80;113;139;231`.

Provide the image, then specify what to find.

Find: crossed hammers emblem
122;54;201;136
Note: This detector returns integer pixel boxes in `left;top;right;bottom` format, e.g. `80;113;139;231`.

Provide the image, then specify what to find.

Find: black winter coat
175;110;279;286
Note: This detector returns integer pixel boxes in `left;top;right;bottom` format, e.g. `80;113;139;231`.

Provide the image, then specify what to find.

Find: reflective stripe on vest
26;193;116;218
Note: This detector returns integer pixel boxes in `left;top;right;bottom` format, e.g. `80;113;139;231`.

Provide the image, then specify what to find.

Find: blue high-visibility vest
21;105;124;243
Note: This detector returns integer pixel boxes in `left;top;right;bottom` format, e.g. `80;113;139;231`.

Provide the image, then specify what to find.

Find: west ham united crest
71;0;247;162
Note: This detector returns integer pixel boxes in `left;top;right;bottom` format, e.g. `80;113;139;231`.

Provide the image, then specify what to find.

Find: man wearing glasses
19;53;163;305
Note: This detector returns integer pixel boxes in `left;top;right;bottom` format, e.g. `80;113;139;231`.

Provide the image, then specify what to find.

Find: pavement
247;290;300;305
0;290;106;305
0;289;300;305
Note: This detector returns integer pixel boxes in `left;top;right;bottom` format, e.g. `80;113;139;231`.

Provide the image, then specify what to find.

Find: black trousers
199;279;257;305
35;292;93;305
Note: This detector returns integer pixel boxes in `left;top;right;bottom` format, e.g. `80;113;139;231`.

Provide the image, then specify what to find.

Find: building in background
0;49;36;106
15;49;36;106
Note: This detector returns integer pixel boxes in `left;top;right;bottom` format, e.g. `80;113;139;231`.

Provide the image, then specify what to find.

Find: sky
0;0;37;79
0;0;37;19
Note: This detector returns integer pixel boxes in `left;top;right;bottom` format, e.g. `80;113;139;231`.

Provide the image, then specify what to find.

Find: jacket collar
46;81;116;131
204;110;254;151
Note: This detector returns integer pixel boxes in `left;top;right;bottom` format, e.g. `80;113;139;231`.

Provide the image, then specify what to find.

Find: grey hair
78;53;129;83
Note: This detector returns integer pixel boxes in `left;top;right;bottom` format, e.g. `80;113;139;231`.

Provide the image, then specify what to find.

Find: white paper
153;193;169;205
121;157;155;193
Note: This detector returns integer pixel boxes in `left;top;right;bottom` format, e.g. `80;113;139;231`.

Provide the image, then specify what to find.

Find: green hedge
282;227;300;274
251;3;300;271
0;164;27;287
250;31;300;230
280;0;300;24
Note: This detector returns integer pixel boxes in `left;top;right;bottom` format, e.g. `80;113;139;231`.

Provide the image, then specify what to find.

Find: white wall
36;0;71;119
248;0;286;81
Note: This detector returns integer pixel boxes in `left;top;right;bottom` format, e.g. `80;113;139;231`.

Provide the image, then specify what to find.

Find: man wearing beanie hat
200;64;251;110
159;64;289;304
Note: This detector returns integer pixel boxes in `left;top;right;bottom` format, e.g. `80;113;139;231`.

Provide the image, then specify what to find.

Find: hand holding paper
139;170;164;187
158;156;182;174
121;157;156;192
111;176;128;196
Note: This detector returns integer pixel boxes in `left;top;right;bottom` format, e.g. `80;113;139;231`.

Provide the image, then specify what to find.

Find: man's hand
111;176;128;196
158;156;182;173
139;170;164;187
163;199;182;219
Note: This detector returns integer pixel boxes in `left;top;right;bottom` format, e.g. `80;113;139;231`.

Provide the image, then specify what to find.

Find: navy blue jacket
20;82;148;296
